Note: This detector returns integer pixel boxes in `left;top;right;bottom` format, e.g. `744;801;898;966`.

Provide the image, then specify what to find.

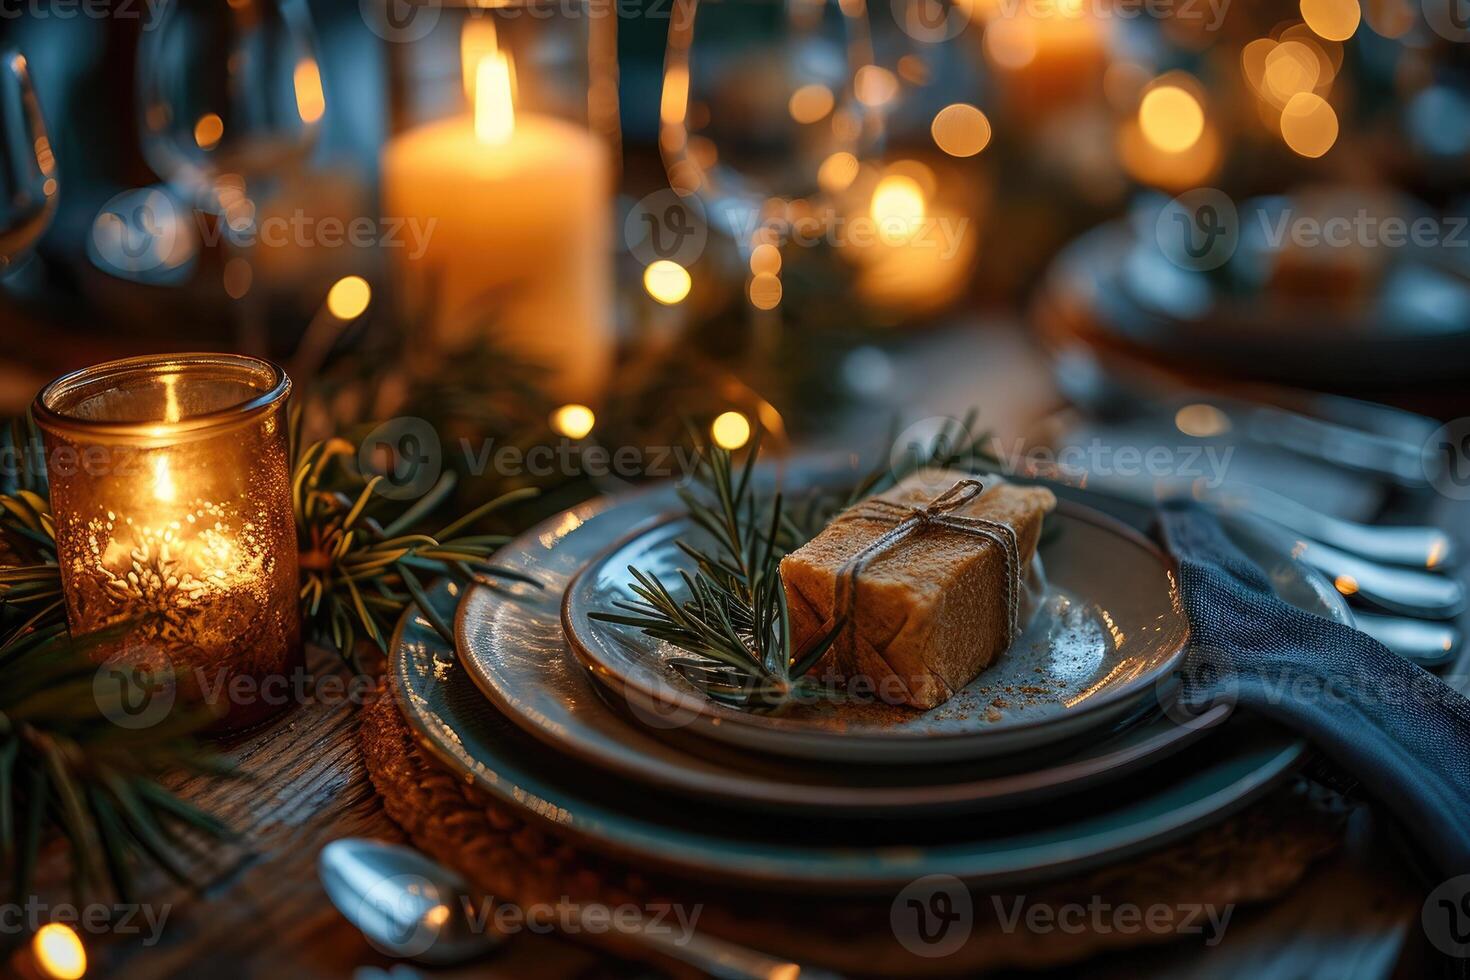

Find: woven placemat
361;689;1346;975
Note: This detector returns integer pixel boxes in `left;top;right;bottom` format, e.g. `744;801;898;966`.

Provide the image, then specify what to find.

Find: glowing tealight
194;112;224;150
1138;85;1205;153
1301;0;1361;40
33;923;86;980
1280;91;1338;157
326;275;372;320
931;103;992;157
788;83;835;123
643;260;692;305
551;404;596;439
711;411;752;450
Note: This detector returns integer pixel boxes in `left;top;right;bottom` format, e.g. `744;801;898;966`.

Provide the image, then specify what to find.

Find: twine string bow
820;478;1023;652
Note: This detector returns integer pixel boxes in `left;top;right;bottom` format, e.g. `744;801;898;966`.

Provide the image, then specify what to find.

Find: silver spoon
319;838;811;979
319;839;502;966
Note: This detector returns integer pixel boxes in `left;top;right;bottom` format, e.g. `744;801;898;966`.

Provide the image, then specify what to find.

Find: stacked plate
389;478;1350;892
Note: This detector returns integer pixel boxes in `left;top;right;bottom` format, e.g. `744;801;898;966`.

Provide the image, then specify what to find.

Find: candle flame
153;456;177;504
467;22;515;146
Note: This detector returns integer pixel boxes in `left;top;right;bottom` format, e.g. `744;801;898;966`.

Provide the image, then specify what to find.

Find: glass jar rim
33;353;290;443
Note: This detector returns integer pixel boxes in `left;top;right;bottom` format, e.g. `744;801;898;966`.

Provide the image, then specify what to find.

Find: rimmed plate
561;495;1190;762
396;575;1311;891
457;484;1349;814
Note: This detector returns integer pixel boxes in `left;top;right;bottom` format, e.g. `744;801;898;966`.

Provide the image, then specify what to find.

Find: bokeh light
1301;0;1361;41
854;66;899;107
870;175;926;244
750;243;782;275
711;411;752;449
643;260;692;305
1138;85;1205;153
748;272;782;310
194;112;223;150
34;924;86;980
550;404;596;439
818;151;860;192
931;103;993;157
326;275;372;320
788;83;834;123
1280;91;1339;157
294;58;325;124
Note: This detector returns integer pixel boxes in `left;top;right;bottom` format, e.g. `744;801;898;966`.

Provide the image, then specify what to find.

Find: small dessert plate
561;497;1191;763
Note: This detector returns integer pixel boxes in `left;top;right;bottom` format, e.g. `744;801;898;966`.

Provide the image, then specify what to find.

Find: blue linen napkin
1158;499;1470;876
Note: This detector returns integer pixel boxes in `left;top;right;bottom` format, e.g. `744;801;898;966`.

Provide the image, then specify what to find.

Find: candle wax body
381;114;614;403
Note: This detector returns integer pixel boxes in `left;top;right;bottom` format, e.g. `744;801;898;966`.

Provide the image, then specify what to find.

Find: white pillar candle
381;35;613;403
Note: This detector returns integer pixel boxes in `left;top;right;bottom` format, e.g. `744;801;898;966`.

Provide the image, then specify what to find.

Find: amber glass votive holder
34;354;301;731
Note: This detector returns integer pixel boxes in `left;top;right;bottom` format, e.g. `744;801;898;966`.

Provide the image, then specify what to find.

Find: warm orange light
931;103;992;157
474;54;516;146
855;66;899;107
870;175;926;244
788;83;835;123
660;64;690;126
643;260;692;305
711;411;752;450
817;151;860;192
327;275;372;320
1139;85;1204;153
1334;574;1359;596
1301;0;1361;40
748;273;782;310
33;923;86;980
194;112;224;150
750;243;782;275
1280;92;1338;157
1263;41;1321;103
1175;403;1231;438
294;58;325;124
550;404;596;439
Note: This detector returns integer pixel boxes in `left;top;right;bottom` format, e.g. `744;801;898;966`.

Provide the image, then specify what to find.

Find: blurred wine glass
136;0;324;350
0;51;59;272
660;0;880;254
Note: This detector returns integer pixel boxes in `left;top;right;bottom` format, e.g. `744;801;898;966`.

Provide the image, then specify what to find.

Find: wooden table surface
21;323;1469;979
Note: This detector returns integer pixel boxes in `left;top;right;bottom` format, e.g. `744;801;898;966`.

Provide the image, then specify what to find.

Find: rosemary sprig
289;410;542;672
591;415;999;712
0;622;233;908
